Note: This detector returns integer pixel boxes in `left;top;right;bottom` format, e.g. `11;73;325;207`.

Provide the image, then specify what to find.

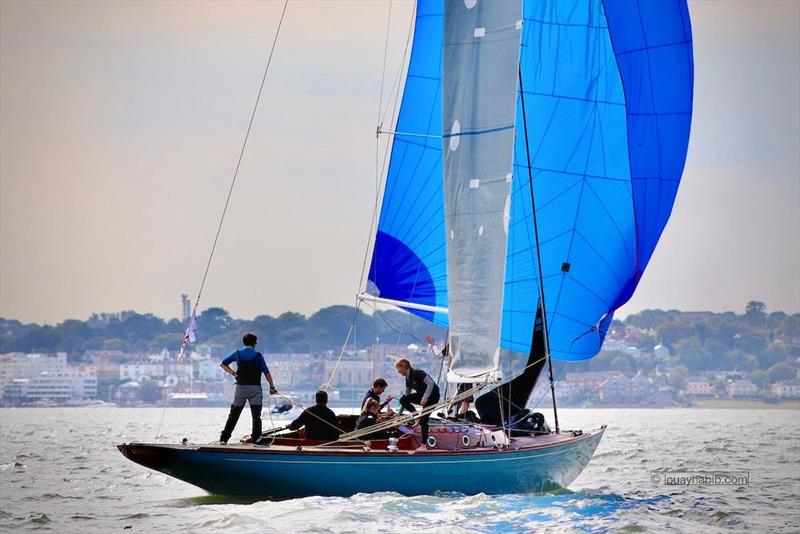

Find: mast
517;65;559;433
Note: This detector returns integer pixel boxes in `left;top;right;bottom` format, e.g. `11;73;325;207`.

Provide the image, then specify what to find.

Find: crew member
288;390;341;442
425;335;474;419
354;398;391;440
395;358;440;451
361;377;395;415
219;332;277;445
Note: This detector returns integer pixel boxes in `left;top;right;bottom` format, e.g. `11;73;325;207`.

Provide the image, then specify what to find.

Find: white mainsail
442;0;521;381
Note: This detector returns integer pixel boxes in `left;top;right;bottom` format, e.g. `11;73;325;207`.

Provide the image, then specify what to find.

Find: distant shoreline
691;399;800;410
2;401;798;410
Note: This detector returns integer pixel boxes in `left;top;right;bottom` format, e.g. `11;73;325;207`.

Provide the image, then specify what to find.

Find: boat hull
118;427;605;498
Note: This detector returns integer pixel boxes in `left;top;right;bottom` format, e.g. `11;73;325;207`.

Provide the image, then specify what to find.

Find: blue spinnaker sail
366;0;447;327
501;0;693;361
368;0;693;362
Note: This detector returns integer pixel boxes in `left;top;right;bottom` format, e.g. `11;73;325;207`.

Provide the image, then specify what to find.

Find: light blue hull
119;428;605;498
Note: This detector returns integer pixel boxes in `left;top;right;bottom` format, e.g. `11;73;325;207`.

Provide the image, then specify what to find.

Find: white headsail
442;0;521;382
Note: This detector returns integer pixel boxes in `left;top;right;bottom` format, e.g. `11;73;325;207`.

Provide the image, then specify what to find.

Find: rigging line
376;0;393;198
377;0;394;124
530;330;582;411
379;1;416;126
362;1;415;297
377;129;441;139
530;360;566;411
352;301;358;409
360;59;413;297
271;391;368;445
193;0;289;309
518;65;560;433
327;353;550;445
153;386;174;442
329;383;486;445
373;303;426;346
320;316;356;391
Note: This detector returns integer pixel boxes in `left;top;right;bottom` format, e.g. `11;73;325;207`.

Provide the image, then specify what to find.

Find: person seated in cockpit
355;399;391;440
288;390;341;441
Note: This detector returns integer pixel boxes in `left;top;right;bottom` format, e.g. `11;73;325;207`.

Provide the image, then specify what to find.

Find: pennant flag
177;307;197;363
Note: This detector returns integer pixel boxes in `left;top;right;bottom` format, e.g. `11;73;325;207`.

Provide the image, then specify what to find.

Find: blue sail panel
603;0;694;283
500;0;693;361
366;0;447;327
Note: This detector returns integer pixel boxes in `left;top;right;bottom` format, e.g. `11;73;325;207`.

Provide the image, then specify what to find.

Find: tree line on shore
0;301;797;380
0;305;445;358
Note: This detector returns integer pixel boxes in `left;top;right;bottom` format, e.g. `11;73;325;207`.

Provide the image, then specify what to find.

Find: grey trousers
232;384;262;407
220;384;263;443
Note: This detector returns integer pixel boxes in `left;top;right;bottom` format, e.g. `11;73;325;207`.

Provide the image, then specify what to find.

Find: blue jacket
221;347;269;374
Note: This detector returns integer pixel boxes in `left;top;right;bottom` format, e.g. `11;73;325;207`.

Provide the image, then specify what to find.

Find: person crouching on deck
288;390;341;442
355;398;391;440
361;377;395;416
395;358;440;451
424;334;475;419
219;332;277;445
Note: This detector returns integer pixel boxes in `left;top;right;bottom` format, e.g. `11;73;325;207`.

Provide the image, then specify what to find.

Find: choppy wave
0;407;798;533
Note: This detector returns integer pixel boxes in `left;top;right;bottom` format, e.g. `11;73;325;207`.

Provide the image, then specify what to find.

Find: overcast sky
1;0;798;325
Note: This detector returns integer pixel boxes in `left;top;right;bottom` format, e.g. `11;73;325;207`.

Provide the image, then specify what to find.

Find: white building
267;354;314;386
26;370;97;403
686;377;715;396
0;353;97;404
726;380;757;398
164;362;193;382
195;358;224;381
119;364;165;381
323;358;377;390
0;353;63;392
771;381;800;399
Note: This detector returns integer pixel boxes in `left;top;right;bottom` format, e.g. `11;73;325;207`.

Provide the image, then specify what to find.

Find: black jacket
355;412;378;431
288;404;341;441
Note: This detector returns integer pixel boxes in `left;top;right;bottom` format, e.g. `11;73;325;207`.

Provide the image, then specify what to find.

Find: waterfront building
195;358;224;381
565;371;620;390
771;380;800;399
119;363;165;381
726;380;758;398
686;377;715;396
0;353;97;404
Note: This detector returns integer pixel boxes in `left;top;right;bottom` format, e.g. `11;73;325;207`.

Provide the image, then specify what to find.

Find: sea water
1;407;798;533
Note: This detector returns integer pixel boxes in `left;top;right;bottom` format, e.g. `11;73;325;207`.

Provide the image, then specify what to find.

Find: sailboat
119;0;693;498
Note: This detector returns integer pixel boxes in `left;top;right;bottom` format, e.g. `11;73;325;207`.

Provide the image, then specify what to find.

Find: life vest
235;350;262;386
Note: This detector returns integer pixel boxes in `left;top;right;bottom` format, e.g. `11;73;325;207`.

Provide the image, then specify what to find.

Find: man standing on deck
395;358;440;451
218;333;277;445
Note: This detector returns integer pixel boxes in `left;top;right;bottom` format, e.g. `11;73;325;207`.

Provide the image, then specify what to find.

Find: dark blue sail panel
500;0;693;361
366;0;448;327
603;0;694;308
